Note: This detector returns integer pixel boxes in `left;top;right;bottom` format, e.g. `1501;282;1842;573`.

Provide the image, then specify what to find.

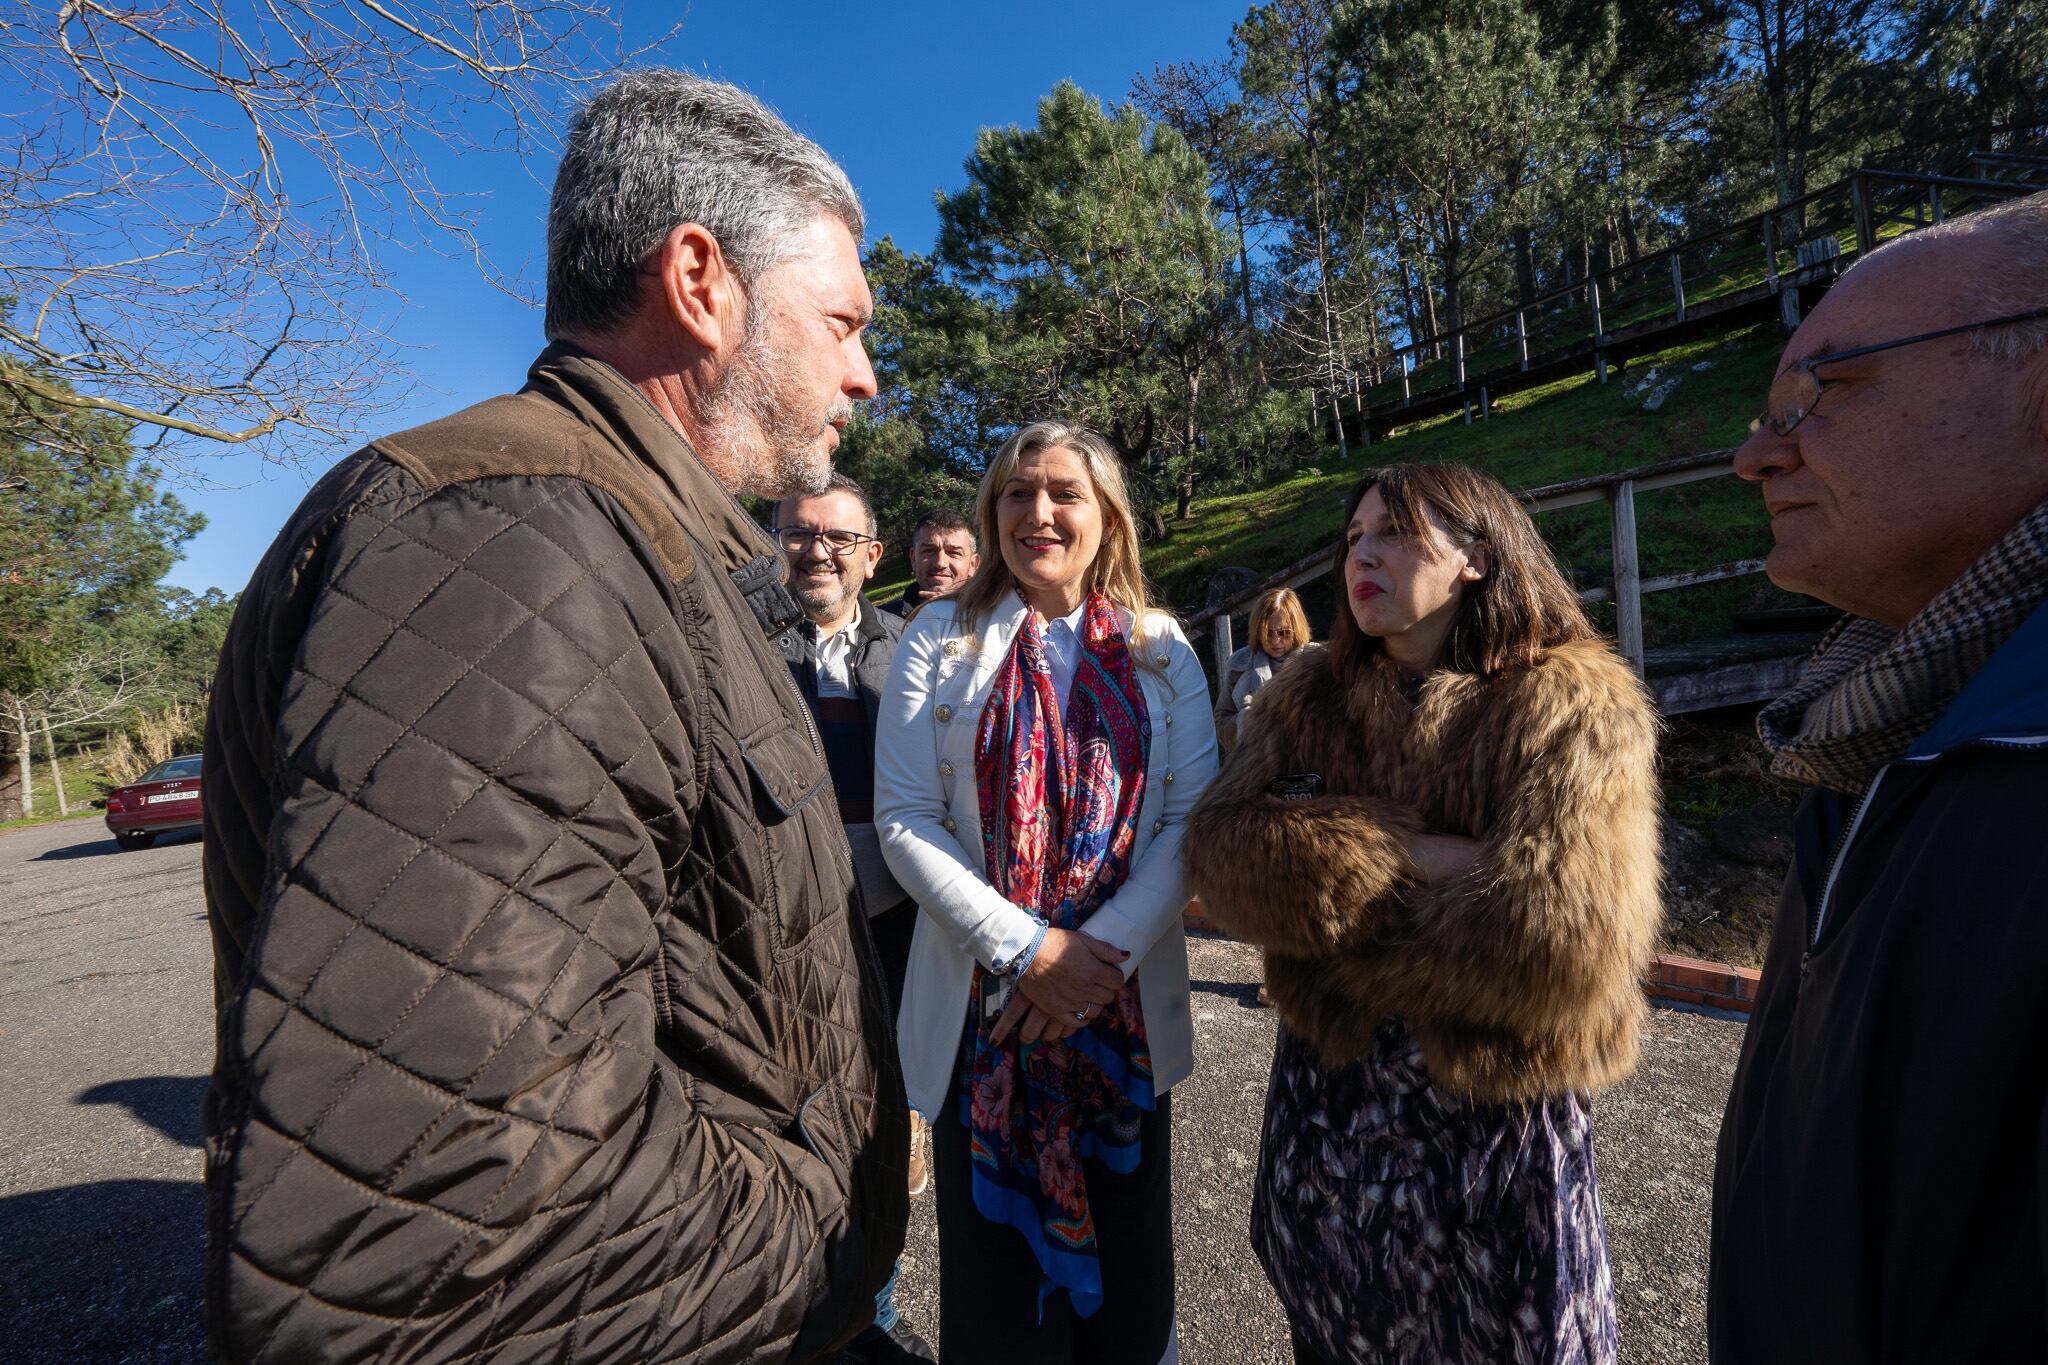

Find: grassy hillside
872;321;1795;648
0;752;116;833
1147;322;1798;648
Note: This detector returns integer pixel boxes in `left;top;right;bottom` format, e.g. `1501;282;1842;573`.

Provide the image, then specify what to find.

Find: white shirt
809;619;858;698
1039;602;1088;716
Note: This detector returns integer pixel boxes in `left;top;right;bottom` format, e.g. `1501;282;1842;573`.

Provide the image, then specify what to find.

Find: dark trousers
933;1070;1176;1365
853;898;920;1343
868;898;917;1017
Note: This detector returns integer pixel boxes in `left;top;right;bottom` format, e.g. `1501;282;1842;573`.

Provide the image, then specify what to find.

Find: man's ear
652;222;745;355
1460;541;1493;582
862;539;884;580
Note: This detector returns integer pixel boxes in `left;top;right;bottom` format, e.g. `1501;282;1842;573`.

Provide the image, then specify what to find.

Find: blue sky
163;0;1256;595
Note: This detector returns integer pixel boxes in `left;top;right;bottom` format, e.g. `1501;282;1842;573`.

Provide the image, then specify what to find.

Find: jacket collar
520;342;801;636
1903;598;2048;759
951;594;1153;687
798;594;896;650
852;594;898;648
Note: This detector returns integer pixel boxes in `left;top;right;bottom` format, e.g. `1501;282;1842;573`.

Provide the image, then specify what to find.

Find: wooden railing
1326;164;2045;432
1186;448;1754;681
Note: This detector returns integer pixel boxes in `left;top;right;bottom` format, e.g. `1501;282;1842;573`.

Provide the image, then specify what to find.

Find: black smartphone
1266;772;1325;801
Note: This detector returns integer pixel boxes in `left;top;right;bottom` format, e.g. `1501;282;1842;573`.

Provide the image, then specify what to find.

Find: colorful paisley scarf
964;591;1153;1317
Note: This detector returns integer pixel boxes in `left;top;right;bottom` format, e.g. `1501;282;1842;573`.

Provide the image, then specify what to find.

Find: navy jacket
1711;601;2048;1363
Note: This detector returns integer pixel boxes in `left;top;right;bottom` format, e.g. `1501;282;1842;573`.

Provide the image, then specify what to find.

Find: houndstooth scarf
1758;498;2048;795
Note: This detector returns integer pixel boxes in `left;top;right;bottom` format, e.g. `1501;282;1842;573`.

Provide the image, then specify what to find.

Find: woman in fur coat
1183;463;1662;1365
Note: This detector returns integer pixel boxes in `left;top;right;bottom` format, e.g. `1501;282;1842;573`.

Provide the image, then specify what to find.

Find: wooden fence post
1516;309;1530;371
1609;479;1644;673
1211;613;1234;693
1670;254;1687;322
1850;172;1876;256
1590;275;1608;384
1400;352;1412;404
1453;331;1467;391
1763;214;1780;289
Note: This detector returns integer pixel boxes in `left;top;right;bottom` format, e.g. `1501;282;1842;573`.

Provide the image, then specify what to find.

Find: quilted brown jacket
200;344;909;1363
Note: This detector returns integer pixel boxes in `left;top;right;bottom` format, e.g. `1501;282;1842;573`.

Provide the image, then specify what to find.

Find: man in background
774;473;933;1364
1712;190;2048;1361
201;70;907;1361
883;506;978;617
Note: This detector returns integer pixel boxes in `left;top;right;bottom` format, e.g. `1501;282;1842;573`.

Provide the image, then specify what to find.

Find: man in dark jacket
880;507;977;618
772;475;914;1006
200;70;908;1363
770;474;931;1364
1712;191;2048;1361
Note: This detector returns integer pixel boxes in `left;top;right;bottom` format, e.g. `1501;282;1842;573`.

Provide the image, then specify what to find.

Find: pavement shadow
77;1074;208;1149
0;1178;207;1363
1190;977;1267;1009
33;827;201;862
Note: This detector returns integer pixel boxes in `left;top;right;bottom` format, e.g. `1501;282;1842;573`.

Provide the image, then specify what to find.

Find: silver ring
1072;1009;1089;1022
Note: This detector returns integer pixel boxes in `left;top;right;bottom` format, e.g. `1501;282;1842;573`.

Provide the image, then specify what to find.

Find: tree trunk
1513;226;1537;306
1230;191;1258;338
41;714;68;817
11;703;32;819
1619;200;1644;266
1412;238;1444;358
1398;252;1423;351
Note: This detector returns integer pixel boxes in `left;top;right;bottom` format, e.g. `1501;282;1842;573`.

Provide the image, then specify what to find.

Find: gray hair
545;69;864;339
1863;189;2048;366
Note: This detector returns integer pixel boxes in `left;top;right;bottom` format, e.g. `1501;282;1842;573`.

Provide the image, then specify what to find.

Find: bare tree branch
2;0;678;465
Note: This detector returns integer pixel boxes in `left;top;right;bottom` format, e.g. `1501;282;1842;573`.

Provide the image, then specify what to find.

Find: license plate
146;791;193;804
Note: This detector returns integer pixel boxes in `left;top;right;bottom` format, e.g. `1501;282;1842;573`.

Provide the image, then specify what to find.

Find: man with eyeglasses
1712;191;2048;1363
772;473;934;1364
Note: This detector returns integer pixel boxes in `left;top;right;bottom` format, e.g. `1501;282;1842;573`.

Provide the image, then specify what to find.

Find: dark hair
909;506;977;551
1327;463;1594;679
777;470;877;538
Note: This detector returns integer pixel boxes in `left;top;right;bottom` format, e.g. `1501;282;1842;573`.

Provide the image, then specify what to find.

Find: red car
103;753;203;850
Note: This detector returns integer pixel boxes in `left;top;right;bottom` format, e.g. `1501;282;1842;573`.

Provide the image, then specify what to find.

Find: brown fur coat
1184;639;1663;1104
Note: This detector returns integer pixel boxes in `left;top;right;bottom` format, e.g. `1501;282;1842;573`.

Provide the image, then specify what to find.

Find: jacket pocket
739;716;828;823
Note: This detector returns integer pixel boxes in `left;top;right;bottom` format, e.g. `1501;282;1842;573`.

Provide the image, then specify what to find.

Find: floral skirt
1251;1020;1618;1365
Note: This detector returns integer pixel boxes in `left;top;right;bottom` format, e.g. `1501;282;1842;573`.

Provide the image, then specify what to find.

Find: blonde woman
1216;587;1312;748
875;420;1219;1364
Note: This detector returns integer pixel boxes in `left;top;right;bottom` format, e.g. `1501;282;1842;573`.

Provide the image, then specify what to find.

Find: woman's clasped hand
990;928;1131;1045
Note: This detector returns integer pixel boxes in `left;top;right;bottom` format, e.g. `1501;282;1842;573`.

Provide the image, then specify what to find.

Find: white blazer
875;595;1221;1118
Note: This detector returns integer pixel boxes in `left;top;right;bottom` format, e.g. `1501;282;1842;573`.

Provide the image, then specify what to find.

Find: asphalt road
0;816;1744;1364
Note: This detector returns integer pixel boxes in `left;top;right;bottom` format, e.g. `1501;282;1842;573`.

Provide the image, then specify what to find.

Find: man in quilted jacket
200;70;909;1363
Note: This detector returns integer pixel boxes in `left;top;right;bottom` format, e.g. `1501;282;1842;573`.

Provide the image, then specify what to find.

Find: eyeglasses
772;526;875;557
1750;306;2048;438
